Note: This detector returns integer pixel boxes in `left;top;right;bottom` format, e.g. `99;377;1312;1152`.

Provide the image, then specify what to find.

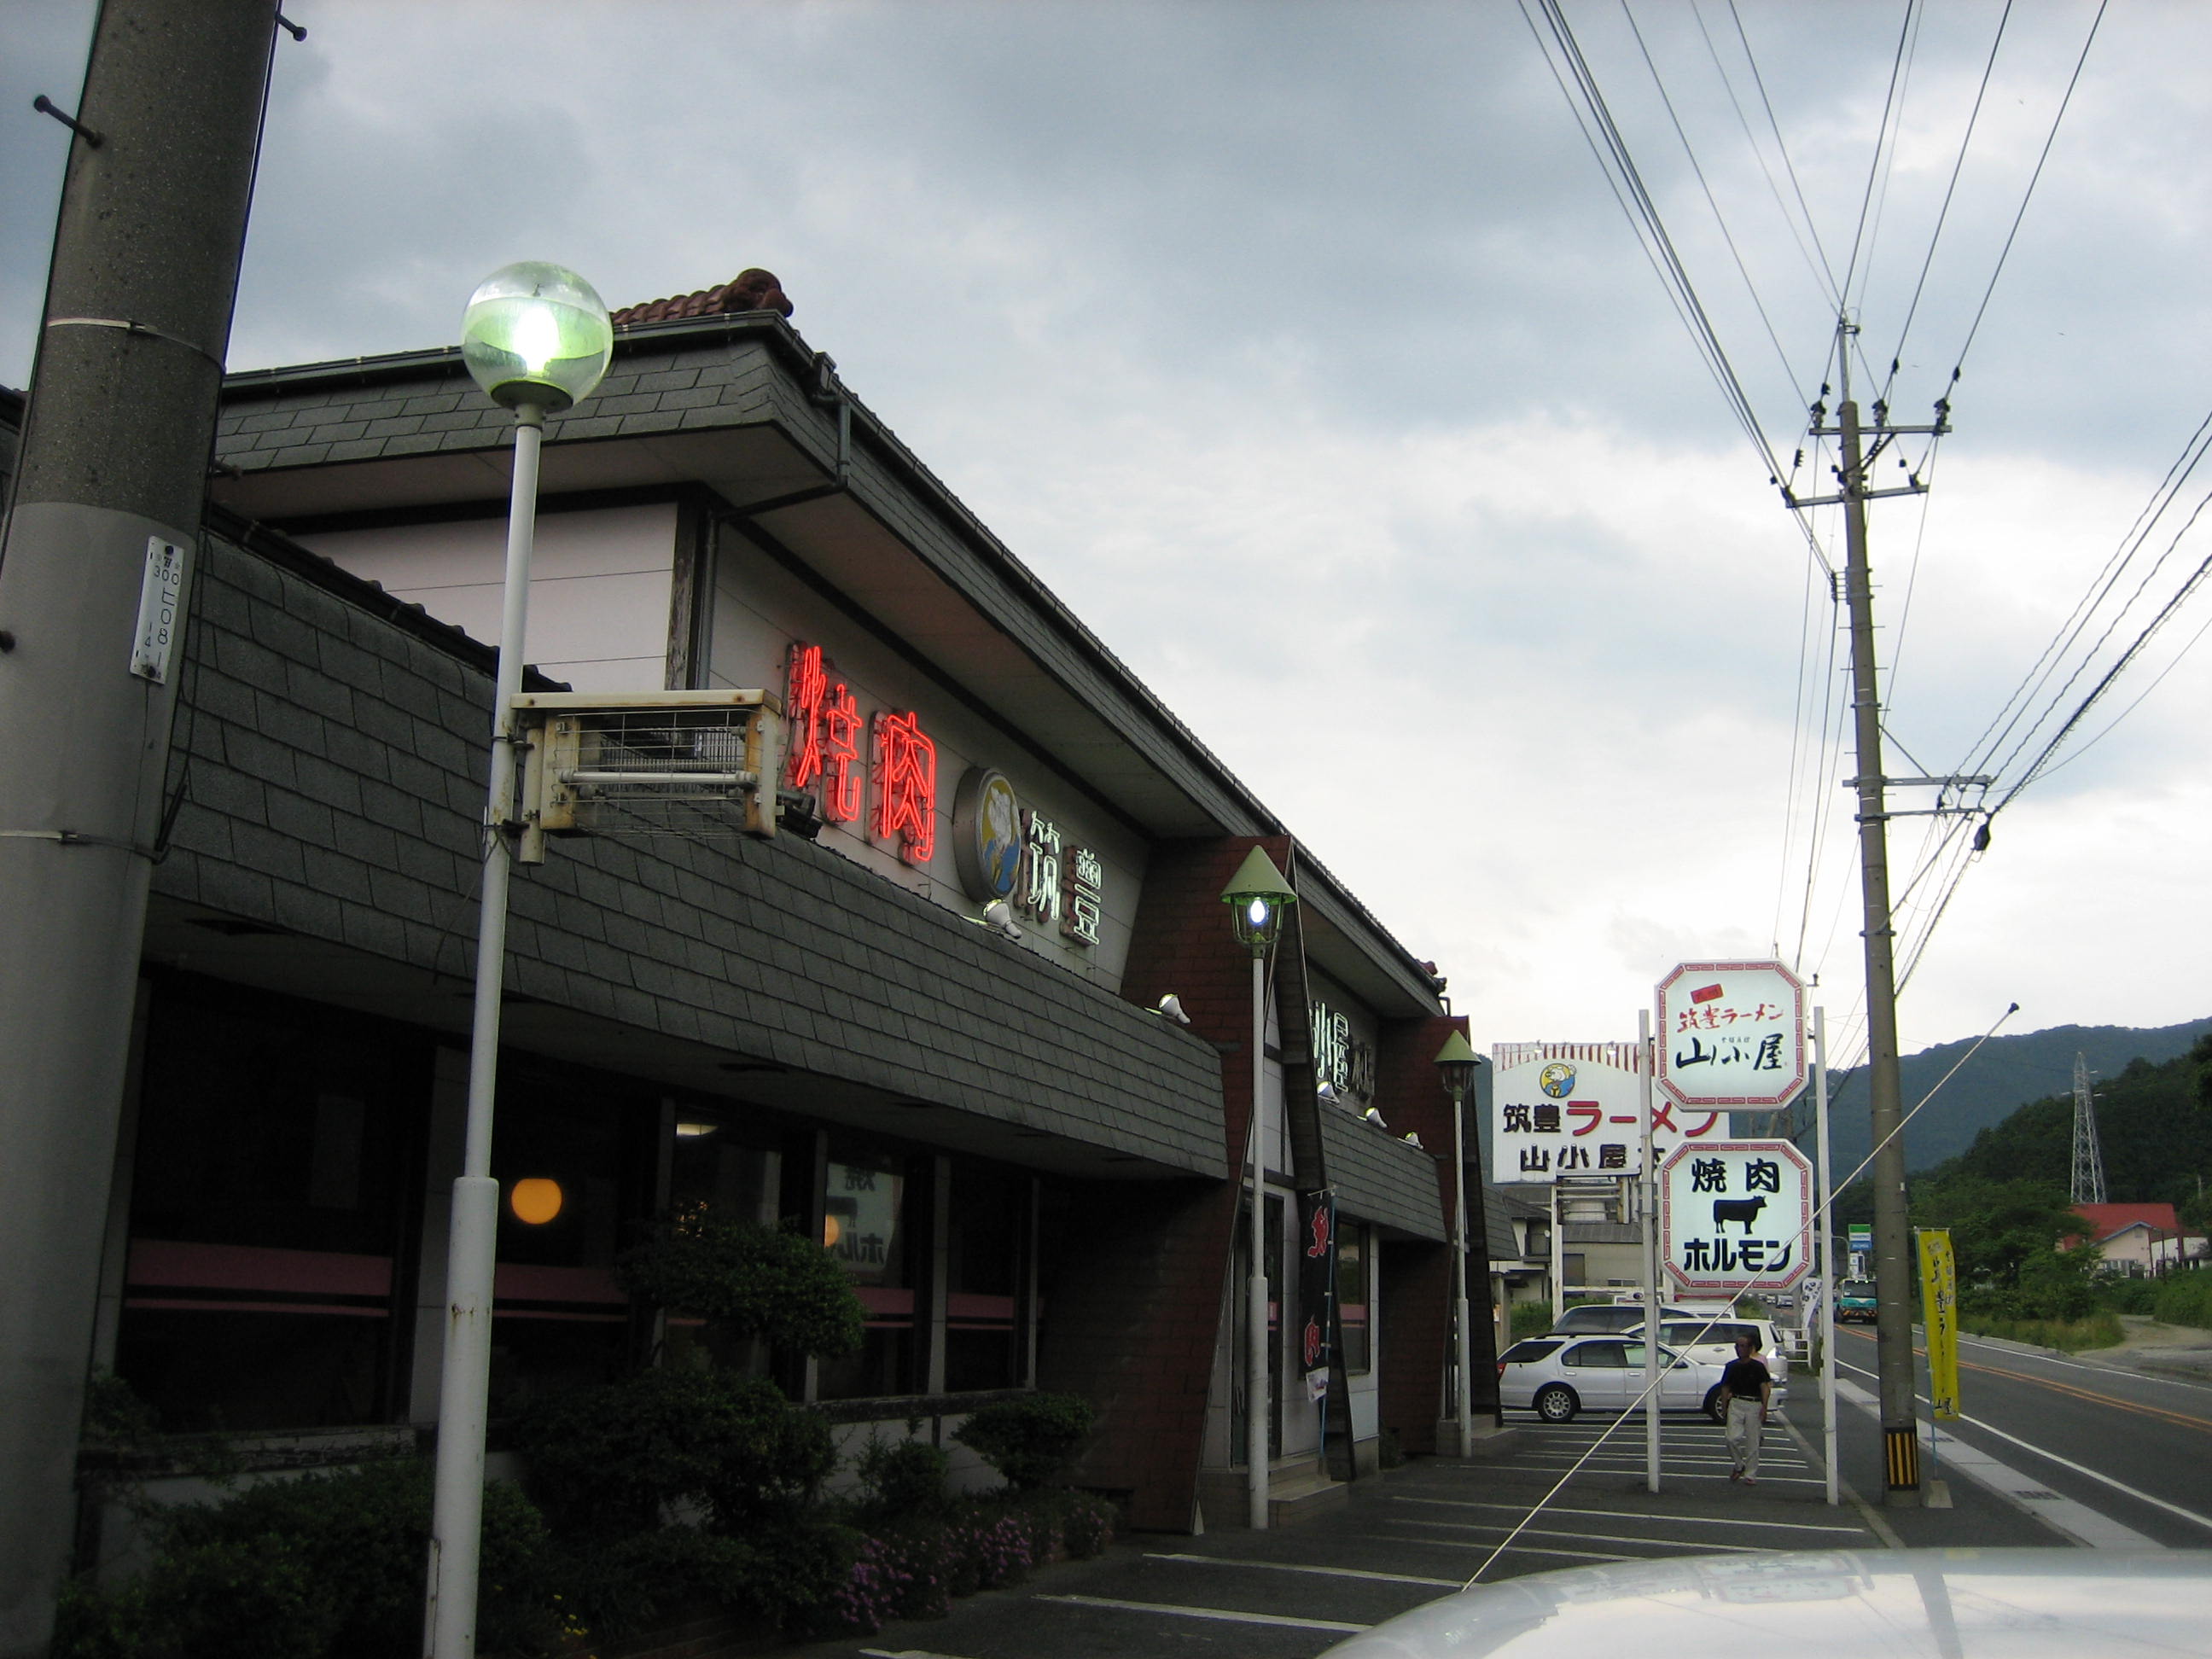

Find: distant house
2066;1202;2208;1277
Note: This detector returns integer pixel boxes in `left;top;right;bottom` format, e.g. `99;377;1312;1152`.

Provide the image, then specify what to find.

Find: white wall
302;504;679;692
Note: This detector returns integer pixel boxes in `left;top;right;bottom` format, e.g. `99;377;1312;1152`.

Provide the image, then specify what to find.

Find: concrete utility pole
1787;316;1948;1506
0;7;280;1654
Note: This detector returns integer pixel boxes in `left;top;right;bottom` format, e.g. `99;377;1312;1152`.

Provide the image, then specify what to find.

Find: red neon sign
871;709;937;864
785;643;862;823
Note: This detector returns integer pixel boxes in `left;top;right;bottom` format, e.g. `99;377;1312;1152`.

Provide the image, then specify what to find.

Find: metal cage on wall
513;690;783;856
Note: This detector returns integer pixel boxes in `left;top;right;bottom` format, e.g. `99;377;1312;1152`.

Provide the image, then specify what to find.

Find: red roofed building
2067;1202;2207;1277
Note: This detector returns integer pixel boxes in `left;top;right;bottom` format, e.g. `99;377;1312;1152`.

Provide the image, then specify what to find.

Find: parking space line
859;1650;982;1659
1484;1460;1825;1487
1033;1596;1367;1633
1382;1515;1754;1552
1375;1529;1636;1563
1144;1553;1461;1588
1390;1496;1870;1535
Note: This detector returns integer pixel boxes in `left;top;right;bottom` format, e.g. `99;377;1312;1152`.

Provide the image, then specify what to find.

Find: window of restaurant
944;1161;1028;1392
486;1061;654;1412
1336;1222;1371;1373
118;975;429;1431
814;1138;917;1400
661;1107;783;1373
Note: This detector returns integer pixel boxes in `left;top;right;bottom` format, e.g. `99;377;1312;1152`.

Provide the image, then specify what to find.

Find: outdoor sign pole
1639;1008;1661;1493
1816;1006;1838;1506
1549;1182;1563;1325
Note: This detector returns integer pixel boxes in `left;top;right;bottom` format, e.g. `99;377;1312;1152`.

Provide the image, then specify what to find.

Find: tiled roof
2075;1202;2183;1238
611;269;793;328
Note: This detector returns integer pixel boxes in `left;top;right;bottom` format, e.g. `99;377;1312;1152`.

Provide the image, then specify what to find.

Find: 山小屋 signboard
1659;1139;1813;1294
1490;1042;1727;1182
1656;960;1807;1111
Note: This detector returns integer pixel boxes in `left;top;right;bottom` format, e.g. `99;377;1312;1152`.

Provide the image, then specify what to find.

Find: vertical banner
1297;1190;1336;1401
1918;1229;1961;1420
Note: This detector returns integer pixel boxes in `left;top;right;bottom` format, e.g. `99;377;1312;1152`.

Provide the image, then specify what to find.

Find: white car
1623;1315;1795;1400
1498;1335;1730;1423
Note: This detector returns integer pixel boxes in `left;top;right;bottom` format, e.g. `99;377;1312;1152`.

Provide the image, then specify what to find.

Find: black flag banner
1295;1188;1336;1401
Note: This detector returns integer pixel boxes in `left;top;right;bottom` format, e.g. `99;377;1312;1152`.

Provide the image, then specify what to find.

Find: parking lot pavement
796;1417;1893;1659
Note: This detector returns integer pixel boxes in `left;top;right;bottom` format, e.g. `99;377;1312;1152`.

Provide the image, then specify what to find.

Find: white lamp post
1434;1031;1479;1455
1221;846;1296;1529
425;262;611;1659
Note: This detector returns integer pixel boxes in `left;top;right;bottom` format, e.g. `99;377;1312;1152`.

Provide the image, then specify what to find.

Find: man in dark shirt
1720;1333;1772;1483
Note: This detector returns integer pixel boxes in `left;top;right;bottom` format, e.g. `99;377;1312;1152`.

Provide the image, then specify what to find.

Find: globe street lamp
1434;1030;1480;1453
426;262;611;1659
1221;846;1296;1529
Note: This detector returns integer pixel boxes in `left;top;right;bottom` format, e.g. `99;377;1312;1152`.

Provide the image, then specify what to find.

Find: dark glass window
1501;1339;1563;1364
1336;1223;1371;1373
662;1110;782;1374
119;976;428;1431
485;1061;650;1412
945;1162;1026;1392
1564;1341;1627;1368
814;1141;914;1400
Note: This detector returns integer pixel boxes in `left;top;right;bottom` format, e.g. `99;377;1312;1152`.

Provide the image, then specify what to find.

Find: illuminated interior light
673;1121;719;1138
509;1177;563;1225
823;1214;843;1249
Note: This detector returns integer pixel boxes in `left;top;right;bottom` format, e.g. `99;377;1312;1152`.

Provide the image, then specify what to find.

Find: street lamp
1434;1031;1480;1454
1221;846;1296;1529
426;262;611;1659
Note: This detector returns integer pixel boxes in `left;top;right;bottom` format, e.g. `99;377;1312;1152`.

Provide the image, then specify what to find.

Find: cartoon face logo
1539;1062;1576;1099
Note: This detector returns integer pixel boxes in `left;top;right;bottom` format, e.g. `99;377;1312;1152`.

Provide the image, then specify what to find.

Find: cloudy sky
9;1;2209;1067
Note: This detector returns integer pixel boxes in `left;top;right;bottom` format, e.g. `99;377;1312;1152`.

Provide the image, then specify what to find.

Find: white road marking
1956;1332;2212;1394
1382;1514;1757;1551
1832;1375;2168;1547
1479;1460;1826;1487
1034;1595;1367;1633
860;1650;982;1659
1144;1552;1461;1587
1391;1495;1869;1534
1375;1529;1634;1563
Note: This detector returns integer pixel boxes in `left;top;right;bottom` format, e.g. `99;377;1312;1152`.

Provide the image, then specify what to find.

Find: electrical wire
1836;1;1919;317
1723;0;1842;311
1877;1;2013;408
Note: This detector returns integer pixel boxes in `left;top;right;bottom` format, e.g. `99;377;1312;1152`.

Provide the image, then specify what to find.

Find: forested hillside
1806;1017;2212;1179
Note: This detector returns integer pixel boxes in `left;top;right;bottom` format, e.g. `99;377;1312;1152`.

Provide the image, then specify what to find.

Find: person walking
1720;1332;1772;1484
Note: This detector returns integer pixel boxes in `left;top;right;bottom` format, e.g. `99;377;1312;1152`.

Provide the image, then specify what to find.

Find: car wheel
1534;1384;1578;1423
1703;1385;1727;1423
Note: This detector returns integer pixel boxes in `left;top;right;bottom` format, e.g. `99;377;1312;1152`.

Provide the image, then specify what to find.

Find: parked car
1498;1335;1729;1423
1621;1316;1792;1406
1546;1301;1700;1337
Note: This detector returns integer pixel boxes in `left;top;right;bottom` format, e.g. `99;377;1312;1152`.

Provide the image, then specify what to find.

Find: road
1834;1324;2212;1547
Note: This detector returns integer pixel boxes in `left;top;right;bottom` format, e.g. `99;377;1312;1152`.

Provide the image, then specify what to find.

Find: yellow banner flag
1918;1229;1961;1421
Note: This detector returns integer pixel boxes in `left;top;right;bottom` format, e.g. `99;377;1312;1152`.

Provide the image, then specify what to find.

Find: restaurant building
55;278;1488;1532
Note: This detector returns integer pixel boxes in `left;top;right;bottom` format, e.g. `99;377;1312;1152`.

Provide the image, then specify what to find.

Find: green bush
516;1367;833;1538
1509;1301;1555;1338
1957;1310;2123;1353
2155;1271;2212;1330
2099;1276;2162;1314
549;1519;859;1639
855;1435;950;1520
952;1394;1096;1491
617;1208;864;1358
54;1459;553;1659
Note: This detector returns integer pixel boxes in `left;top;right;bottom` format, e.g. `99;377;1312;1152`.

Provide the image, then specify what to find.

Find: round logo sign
952;767;1022;901
1539;1062;1576;1098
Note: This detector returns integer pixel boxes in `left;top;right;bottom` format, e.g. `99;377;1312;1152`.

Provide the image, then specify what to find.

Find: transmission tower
2069;1051;2107;1205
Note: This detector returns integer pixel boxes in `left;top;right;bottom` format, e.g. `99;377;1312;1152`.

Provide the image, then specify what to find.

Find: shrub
54;1458;553;1659
2155;1270;2212;1330
617;1208;864;1358
2099;1276;2162;1314
516;1367;833;1538
550;1519;859;1639
1509;1301;1555;1338
855;1434;950;1520
952;1394;1096;1491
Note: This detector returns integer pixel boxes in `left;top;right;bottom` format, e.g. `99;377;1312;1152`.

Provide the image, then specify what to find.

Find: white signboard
1659;1139;1813;1294
1656;960;1807;1111
1491;1042;1730;1183
130;535;188;684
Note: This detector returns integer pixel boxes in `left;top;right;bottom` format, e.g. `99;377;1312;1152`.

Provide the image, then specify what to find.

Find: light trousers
1725;1396;1764;1478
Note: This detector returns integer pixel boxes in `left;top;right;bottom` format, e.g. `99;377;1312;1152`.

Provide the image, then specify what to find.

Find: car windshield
1663;1320;1755;1346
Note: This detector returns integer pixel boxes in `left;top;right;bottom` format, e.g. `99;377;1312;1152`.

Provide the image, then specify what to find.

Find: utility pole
1784;315;1949;1506
0;8;281;1654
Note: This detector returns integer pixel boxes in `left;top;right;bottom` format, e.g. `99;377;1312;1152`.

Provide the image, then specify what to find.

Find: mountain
1793;1018;2212;1181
